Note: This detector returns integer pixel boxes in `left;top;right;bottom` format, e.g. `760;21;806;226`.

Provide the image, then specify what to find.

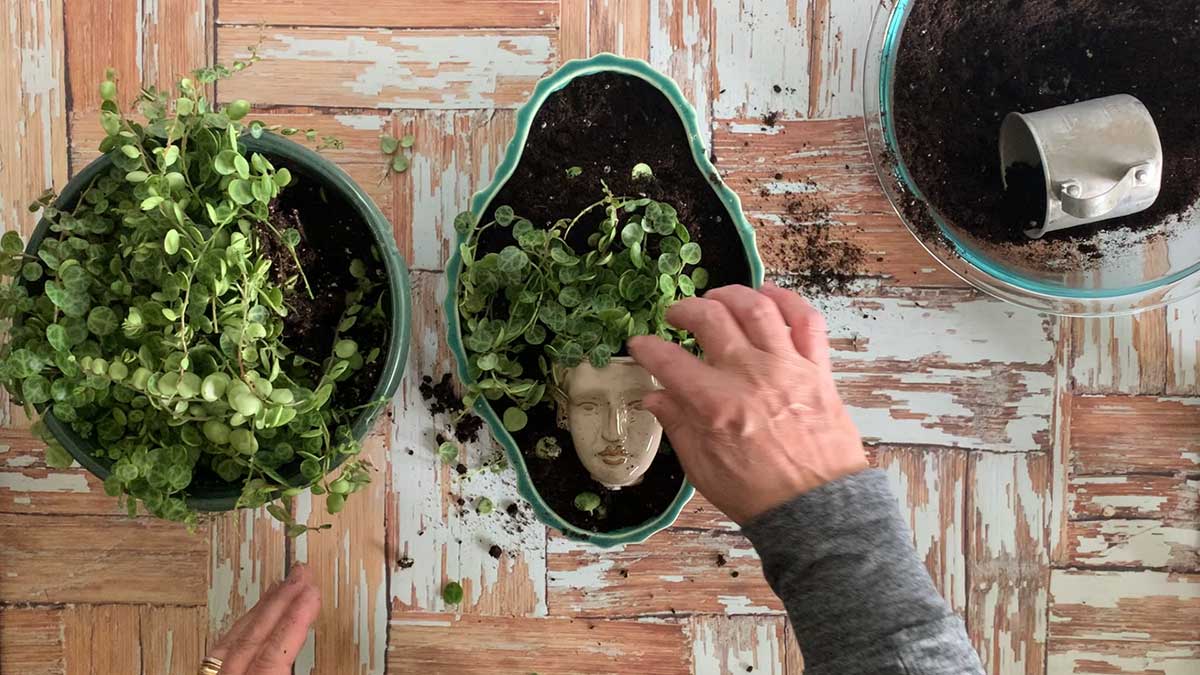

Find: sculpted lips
599;445;629;466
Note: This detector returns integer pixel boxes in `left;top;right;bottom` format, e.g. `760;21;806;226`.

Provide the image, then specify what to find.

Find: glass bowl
864;0;1200;317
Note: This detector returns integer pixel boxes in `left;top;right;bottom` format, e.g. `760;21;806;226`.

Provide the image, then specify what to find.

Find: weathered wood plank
711;0;874;121
1166;293;1200;396
387;612;691;674
712;118;967;288
1049;570;1200;674
63;605;142;675
1067;519;1199;571
589;0;652;59
64;0;138;112
783;622;805;675
824;291;1055;453
0;607;64;675
670;493;738;531
1071;475;1199;522
874;446;967;614
208;508;288;642
1069;396;1200;475
968;452;1050;675
139;606;208;675
1;0;68;237
293;431;390;675
0;430;119;515
392;110;516;271
216;26;558;110
546;528;783;617
218;0;558;28
650;0;714;146
1047;640;1200;675
1049;321;1074;566
1068;311;1168;395
1;513;208;604
141;0;212;88
388;271;548;616
689;615;788;675
559;0;591;61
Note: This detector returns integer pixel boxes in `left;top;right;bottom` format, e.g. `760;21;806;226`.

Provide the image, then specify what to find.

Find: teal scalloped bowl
443;54;765;547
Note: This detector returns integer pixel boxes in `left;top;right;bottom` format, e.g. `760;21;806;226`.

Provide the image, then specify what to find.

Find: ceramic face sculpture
555;357;663;489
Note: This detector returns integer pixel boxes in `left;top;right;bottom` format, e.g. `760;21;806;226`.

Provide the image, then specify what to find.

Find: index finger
627;335;725;399
209;564;314;672
664;297;751;364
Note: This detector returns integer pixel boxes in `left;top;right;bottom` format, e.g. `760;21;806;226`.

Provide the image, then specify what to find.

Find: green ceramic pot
28;132;411;512
444;54;765;547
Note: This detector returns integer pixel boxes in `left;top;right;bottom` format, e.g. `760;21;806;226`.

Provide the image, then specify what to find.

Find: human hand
628;284;867;525
205;563;321;675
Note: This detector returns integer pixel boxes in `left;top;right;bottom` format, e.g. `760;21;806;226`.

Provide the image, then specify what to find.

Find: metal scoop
999;94;1163;239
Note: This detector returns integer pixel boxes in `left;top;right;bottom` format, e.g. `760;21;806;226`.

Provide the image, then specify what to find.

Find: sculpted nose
602;404;625;441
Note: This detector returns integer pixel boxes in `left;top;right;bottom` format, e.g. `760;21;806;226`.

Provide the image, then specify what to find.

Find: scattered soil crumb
488;544;503;559
398;557;414;569
761;111;780;127
716;554;728;568
619;569;629;578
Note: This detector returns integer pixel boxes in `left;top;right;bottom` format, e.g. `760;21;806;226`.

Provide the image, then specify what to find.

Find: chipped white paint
1051;569;1200;610
208;508;281;637
691;617;785;675
1048;646;1200;675
878;449;966;613
717;595;775;615
723;121;785;135
407;112;473;270
970;452;1048;674
0;470;89;493
1167;292;1200;394
1072;520;1199;568
649;0;714;146
821;294;1055;452
712;0;875;120
220;28;557;109
1071;315;1153;393
3;454;35;468
333;113;387;131
391;272;548;616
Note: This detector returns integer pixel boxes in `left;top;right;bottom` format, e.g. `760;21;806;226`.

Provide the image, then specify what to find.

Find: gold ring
199;656;223;675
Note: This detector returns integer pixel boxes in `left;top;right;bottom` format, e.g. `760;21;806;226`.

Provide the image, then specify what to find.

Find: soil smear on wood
474;72;754;533
893;0;1200;259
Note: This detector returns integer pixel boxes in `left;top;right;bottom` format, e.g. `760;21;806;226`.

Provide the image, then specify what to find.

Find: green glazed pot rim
444;53;765;547
32;132;412;512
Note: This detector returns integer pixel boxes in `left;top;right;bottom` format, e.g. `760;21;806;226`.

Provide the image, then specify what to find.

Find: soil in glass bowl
893;0;1200;260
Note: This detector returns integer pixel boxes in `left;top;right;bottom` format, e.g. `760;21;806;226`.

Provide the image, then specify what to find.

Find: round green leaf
214;150;238;176
437;442;458;464
228;179;254;205
125;170;149;183
621;222;643;248
442;581;464;605
226;99;251;121
21;262;42;281
574;491;601;513
86;306;118;336
1;231;23;253
692;267;710;289
164;229;181;255
502;407;527;432
558;286;582;308
45;324;69;352
494;205;515;226
334;339;358;358
658;252;683;275
476;497;494;515
326;493;346;514
22;375;51;404
230;429;258;455
678;275;696;297
99;80;117;102
680;242;702;265
391;154;409;173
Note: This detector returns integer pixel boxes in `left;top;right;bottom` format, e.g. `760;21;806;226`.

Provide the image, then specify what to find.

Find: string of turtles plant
0;55;382;534
454;171;708;434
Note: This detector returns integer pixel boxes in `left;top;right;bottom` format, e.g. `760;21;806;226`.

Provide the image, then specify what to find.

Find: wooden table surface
2;1;1198;674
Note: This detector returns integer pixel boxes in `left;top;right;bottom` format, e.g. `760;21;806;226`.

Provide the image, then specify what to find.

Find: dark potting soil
475;72;752;533
258;165;388;410
893;0;1200;248
1003;162;1049;234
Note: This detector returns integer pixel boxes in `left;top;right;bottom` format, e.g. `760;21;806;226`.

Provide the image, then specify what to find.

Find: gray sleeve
741;469;984;675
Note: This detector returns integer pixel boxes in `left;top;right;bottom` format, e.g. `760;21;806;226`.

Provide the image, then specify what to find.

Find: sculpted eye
578;402;599;413
627;400;645;411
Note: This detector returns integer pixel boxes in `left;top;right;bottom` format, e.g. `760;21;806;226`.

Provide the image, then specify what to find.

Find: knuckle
746;296;779;322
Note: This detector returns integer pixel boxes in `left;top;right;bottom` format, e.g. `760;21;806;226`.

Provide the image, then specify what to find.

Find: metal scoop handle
1059;163;1155;220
